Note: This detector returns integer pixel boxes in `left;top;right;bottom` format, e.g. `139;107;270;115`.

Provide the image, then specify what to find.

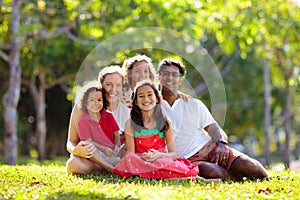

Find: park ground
1;156;300;199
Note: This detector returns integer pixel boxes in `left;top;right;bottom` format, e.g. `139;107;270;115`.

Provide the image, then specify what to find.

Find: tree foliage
0;0;299;164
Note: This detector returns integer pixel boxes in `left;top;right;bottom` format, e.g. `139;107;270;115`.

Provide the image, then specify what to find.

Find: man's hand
211;143;230;167
72;140;97;158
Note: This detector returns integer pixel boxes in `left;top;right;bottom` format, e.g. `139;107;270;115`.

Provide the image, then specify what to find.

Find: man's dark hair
157;58;185;76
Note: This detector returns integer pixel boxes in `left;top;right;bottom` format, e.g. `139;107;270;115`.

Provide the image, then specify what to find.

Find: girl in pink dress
113;80;199;179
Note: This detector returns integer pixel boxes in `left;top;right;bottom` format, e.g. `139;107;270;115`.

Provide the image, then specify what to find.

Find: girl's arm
113;131;121;155
164;120;177;160
114;131;121;147
124;120;135;154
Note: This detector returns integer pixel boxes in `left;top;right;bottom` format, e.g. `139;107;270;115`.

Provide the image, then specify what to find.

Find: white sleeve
197;100;216;128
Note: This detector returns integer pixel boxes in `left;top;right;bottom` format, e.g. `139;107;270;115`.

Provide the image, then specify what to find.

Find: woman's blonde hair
98;65;125;85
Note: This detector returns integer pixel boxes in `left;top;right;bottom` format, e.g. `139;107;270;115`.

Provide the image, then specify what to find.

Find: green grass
0;157;299;199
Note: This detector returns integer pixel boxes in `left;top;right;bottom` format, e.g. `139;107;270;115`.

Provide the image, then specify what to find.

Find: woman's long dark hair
130;80;169;133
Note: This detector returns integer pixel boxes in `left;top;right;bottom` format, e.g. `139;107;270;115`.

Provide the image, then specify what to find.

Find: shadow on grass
45;191;129;200
75;173;210;187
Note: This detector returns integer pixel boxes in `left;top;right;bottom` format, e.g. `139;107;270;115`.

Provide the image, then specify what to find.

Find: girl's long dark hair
130;80;169;133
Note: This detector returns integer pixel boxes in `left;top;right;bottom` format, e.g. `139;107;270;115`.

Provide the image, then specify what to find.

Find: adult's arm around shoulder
67;106;83;153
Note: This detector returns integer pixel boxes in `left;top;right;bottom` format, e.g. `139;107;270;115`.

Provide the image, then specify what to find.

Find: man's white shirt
162;98;216;158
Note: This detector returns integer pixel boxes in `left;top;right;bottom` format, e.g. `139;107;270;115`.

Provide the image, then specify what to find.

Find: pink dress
113;128;199;179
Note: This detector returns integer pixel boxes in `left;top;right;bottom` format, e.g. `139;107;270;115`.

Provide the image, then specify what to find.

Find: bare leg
67;150;115;175
230;156;268;180
66;156;104;175
197;161;239;181
89;150;114;173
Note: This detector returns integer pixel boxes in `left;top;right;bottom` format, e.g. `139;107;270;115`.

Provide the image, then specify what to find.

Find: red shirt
78;110;119;148
100;109;120;144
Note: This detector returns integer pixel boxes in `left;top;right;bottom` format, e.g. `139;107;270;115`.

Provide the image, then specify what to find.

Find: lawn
0;157;299;199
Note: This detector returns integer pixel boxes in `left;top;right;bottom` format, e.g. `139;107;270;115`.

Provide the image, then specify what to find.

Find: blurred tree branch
0;50;10;64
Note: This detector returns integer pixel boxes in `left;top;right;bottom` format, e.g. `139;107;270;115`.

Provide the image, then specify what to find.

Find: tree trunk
28;68;47;160
263;58;271;167
2;0;21;165
283;85;292;168
36;92;47;160
37;70;47;160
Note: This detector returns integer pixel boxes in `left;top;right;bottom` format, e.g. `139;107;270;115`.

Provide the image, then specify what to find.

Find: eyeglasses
160;71;182;78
